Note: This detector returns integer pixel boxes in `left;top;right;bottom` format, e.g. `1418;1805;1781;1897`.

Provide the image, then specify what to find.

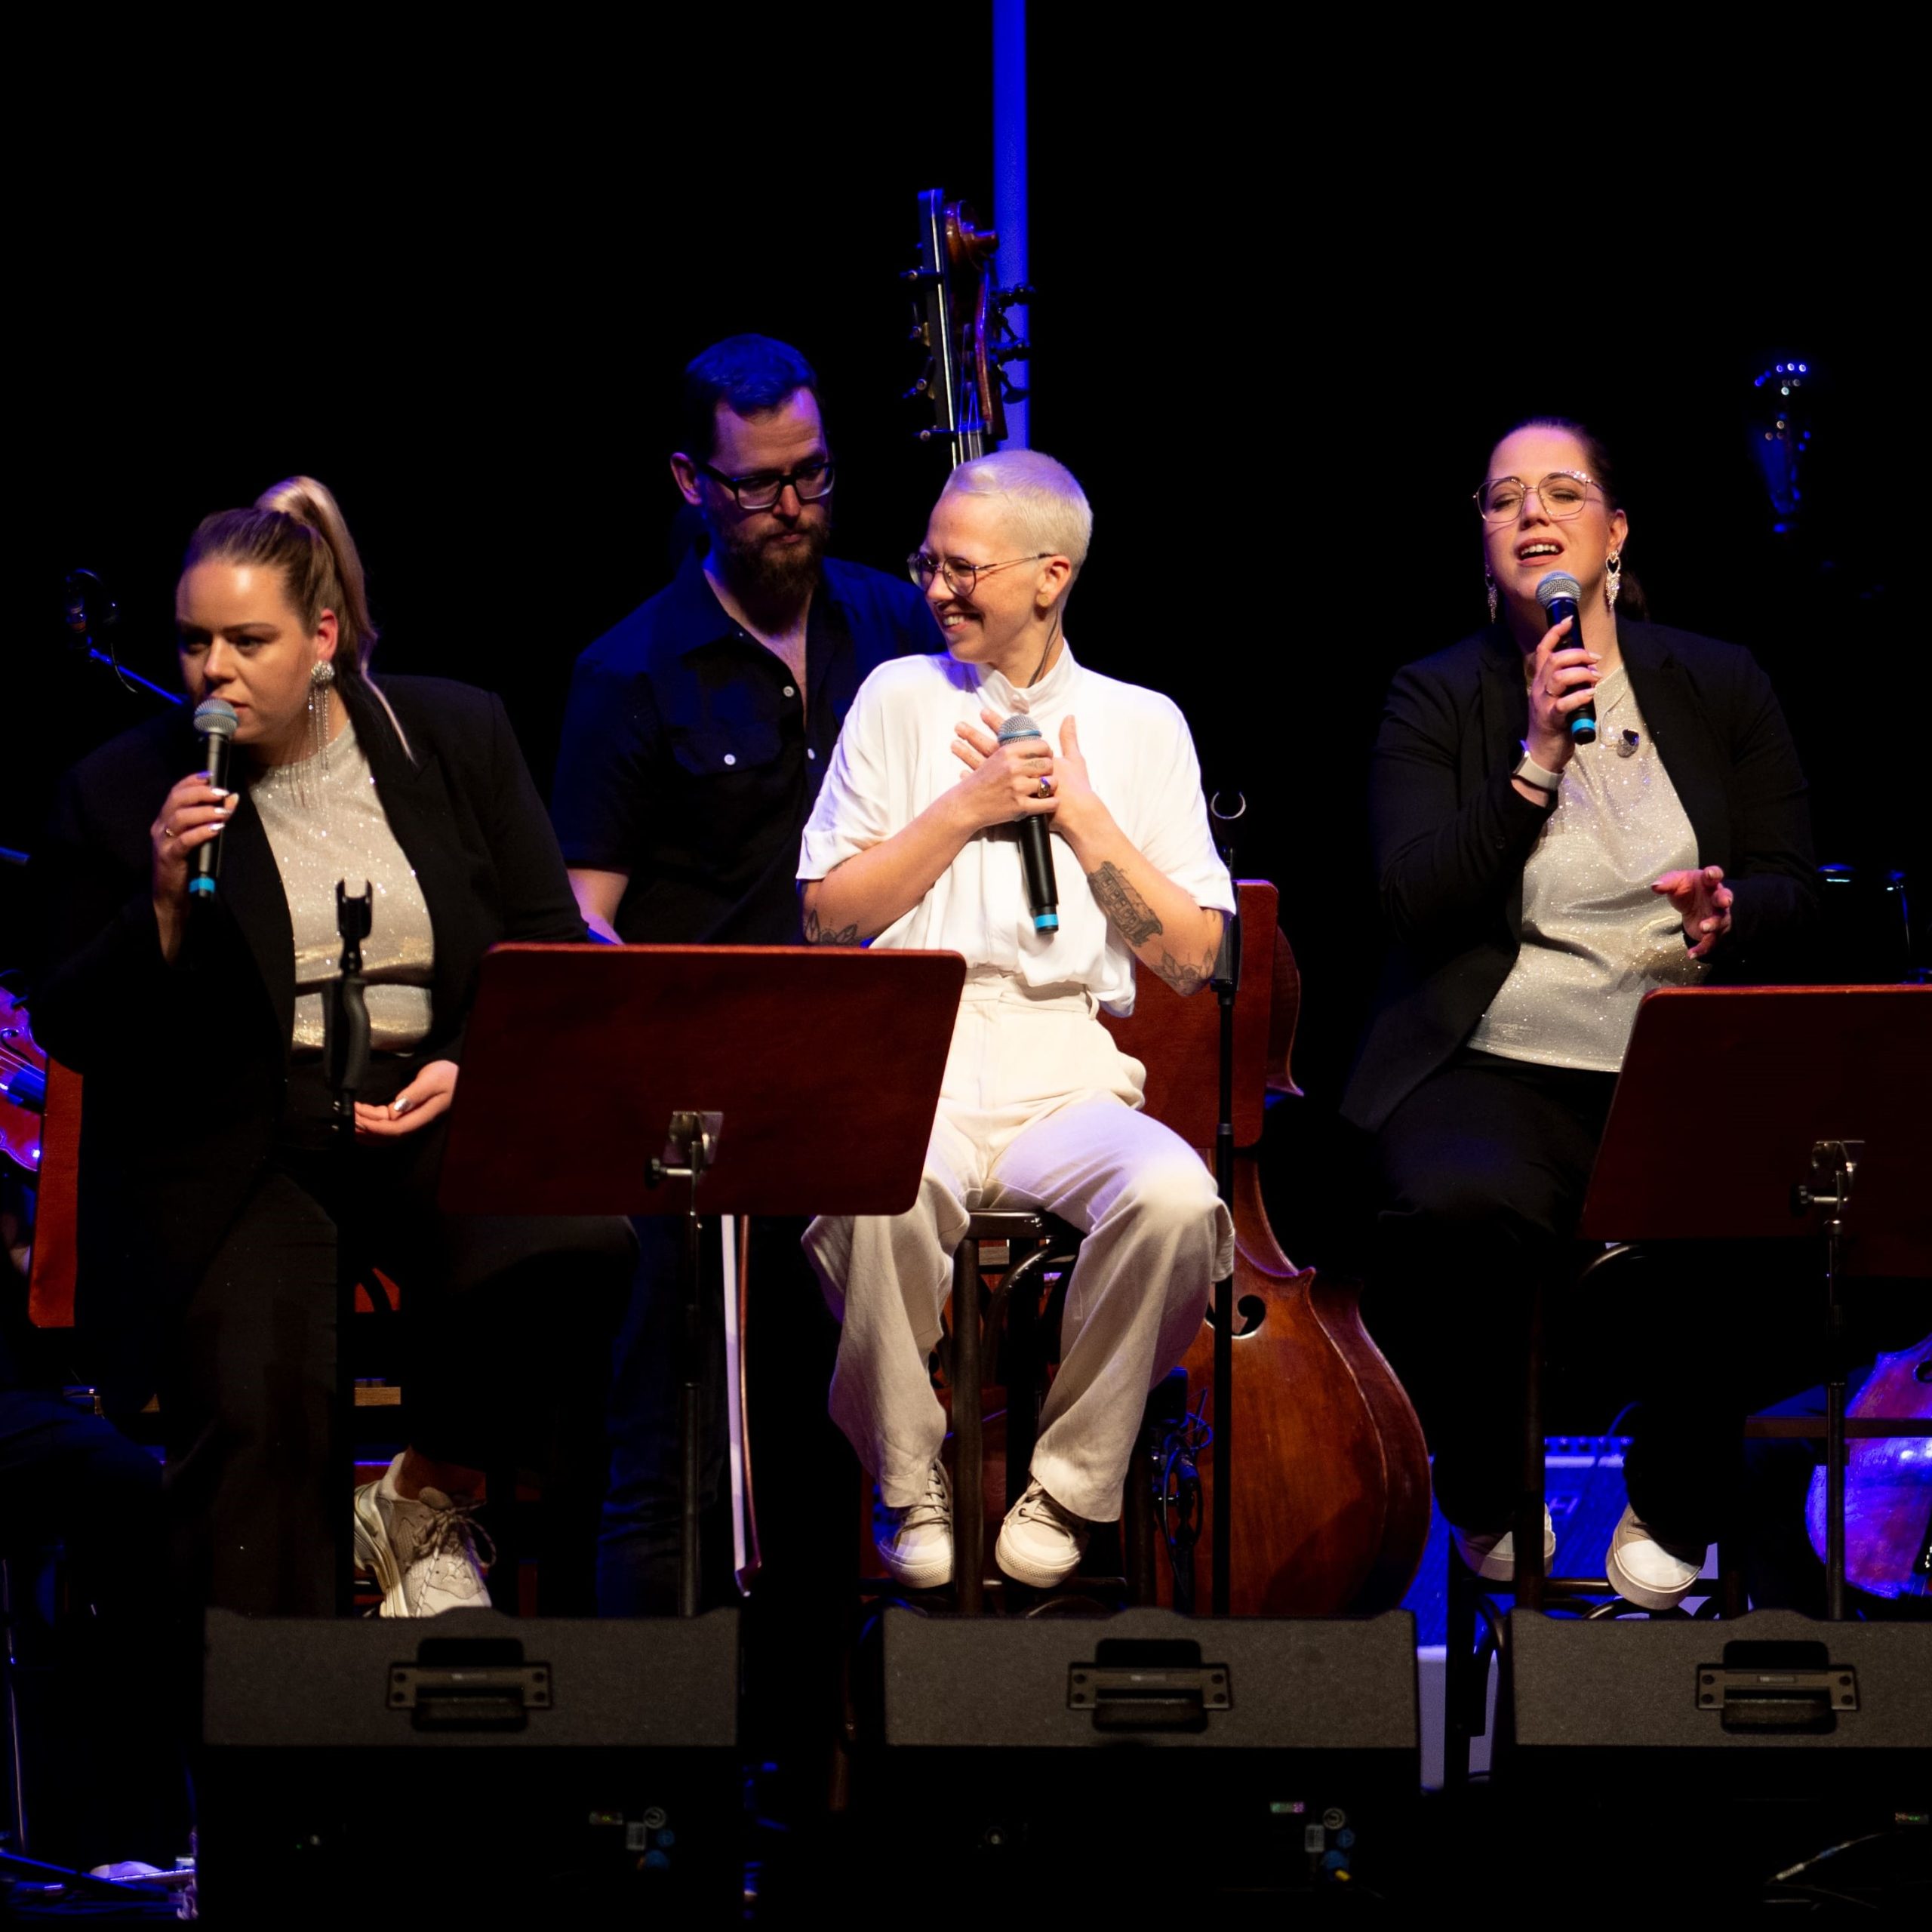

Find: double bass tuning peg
995;284;1036;309
990;341;1031;365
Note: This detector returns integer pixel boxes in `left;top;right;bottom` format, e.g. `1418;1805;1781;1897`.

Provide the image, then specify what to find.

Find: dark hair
678;334;820;461
1490;416;1648;619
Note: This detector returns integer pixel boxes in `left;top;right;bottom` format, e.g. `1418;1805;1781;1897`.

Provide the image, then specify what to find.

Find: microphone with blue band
995;712;1060;933
188;697;239;899
1535;569;1596;746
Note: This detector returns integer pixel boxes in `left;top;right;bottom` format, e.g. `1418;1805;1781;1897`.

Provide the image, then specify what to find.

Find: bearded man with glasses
798;448;1236;1590
552;336;934;1643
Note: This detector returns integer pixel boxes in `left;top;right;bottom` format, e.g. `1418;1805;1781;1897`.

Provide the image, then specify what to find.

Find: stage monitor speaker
862;1606;1418;1903
198;1607;739;1923
1508;1608;1931;1781
1504;1611;1932;1905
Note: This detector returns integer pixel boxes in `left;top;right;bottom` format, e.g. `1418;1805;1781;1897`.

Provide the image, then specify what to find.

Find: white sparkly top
1468;666;1708;1073
798;645;1234;1016
249;717;436;1053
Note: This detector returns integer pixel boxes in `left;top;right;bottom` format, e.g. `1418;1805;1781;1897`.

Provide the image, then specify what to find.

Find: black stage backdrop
7;32;1918;1276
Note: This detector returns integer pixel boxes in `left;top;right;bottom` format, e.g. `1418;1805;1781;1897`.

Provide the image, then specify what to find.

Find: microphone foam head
996;712;1044;744
1535;571;1583;611
193;697;240;740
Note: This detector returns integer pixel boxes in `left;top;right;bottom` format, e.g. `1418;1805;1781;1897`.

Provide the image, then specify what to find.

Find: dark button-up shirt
552;547;934;943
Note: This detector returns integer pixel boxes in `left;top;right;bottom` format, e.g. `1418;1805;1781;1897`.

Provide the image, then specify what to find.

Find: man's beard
709;512;830;615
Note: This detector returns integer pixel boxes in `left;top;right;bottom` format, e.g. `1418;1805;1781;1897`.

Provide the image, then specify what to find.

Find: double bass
1101;883;1432;1616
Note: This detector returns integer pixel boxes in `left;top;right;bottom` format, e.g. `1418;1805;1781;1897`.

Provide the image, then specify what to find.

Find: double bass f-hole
1207;1292;1269;1337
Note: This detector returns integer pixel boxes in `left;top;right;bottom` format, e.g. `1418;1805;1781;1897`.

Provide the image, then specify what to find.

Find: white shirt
798;644;1234;1015
1469;666;1707;1072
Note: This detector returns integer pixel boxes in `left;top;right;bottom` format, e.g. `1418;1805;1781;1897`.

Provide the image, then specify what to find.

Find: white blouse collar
976;639;1081;718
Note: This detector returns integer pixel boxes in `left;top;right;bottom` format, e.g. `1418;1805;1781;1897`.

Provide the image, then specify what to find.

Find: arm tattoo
1086;862;1164;946
1152;943;1219;996
804;906;861;946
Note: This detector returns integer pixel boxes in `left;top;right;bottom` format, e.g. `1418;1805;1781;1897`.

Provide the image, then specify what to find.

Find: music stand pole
1798;1139;1861;1620
1208;852;1241;1620
645;1112;718;1620
323;881;374;1617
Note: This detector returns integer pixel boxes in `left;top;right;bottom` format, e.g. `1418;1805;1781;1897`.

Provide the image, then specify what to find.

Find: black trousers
158;1057;635;1617
1370;1048;1744;1546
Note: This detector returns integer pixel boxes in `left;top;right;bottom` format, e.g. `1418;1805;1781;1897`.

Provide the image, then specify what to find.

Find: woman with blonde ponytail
29;478;633;1619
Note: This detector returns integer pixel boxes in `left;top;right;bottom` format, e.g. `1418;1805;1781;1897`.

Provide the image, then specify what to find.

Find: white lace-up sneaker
1604;1504;1708;1611
874;1458;953;1589
995;1479;1091;1589
1451;1509;1557;1584
352;1451;494;1617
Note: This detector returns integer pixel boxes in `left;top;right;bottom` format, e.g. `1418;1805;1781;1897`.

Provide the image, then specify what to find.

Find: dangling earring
308;660;337;778
1484;567;1499;624
1604;552;1623;612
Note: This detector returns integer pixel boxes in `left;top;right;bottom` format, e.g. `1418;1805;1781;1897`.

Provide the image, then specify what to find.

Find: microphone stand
1207;798;1244;1618
324;881;374;1617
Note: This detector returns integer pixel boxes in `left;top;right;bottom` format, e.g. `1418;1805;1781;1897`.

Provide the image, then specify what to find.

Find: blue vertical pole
992;0;1030;450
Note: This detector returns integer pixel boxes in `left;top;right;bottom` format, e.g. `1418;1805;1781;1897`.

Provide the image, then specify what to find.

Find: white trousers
804;973;1232;1524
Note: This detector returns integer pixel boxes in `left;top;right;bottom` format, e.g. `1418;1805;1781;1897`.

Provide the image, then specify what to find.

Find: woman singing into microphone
1346;418;1816;1609
30;478;632;1617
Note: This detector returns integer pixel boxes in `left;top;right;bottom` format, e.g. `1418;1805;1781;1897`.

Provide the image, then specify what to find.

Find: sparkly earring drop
1604;552;1623;612
308;660;337;782
1485;568;1499;624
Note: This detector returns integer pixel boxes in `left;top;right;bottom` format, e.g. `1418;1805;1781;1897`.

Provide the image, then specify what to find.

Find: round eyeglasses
695;458;835;511
1474;470;1599;522
906;550;1051;598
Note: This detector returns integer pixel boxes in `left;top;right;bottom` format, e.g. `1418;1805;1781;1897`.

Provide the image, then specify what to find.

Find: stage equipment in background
990;0;1030;449
1103;881;1431;1619
0;983;47;1175
1805;1328;1930;1602
1749;358;1814;537
1579;984;1931;1620
905;189;1032;464
198;1609;739;1920
857;1607;1419;1904
440;944;965;1617
59;567;180;708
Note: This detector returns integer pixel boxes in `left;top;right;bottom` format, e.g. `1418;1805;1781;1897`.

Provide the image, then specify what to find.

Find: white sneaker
995;1479;1091;1589
1604;1504;1707;1611
352;1452;493;1617
874;1458;953;1589
1451;1509;1557;1584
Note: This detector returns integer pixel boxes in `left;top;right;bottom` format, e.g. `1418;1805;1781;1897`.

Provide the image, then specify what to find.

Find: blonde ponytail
184;478;414;758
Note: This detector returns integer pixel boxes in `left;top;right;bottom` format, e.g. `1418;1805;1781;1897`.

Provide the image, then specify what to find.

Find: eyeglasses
694;458;835;511
1474;470;1600;522
906;551;1051;598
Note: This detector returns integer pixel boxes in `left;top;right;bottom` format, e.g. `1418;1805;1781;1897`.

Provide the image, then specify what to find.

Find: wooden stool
947;1210;1085;1613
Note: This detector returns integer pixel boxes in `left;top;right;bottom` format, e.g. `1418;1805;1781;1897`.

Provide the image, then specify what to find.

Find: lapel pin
1617;729;1641;758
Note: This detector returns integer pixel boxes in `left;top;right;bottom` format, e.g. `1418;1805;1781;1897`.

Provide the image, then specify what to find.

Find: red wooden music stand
439;943;968;1615
1578;984;1932;1618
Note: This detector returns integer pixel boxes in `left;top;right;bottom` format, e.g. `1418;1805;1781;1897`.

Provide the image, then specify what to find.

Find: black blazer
1341;618;1817;1135
28;674;585;1386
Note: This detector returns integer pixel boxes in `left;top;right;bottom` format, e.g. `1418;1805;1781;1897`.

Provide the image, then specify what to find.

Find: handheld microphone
189;697;239;898
995;712;1059;933
1535;571;1595;746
